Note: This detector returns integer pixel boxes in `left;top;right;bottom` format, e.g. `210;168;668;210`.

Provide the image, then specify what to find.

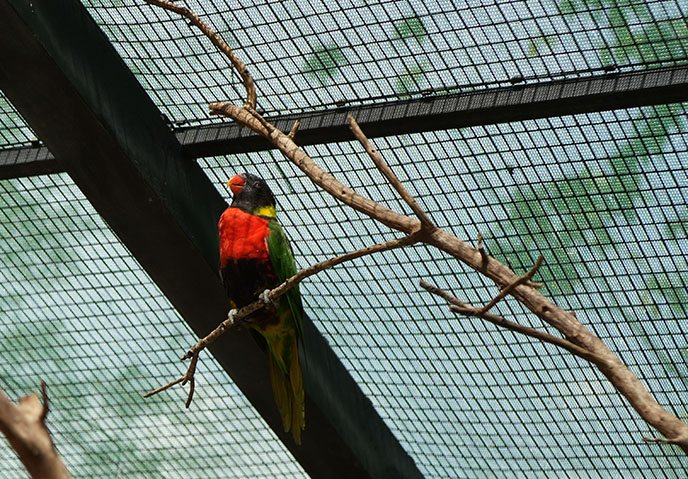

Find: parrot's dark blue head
227;172;276;216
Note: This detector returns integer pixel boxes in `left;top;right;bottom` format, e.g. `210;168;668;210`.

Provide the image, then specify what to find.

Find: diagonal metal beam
0;1;423;478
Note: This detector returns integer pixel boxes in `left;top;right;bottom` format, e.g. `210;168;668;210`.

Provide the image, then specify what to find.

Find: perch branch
0;382;70;479
145;233;422;400
184;232;421;360
148;1;688;453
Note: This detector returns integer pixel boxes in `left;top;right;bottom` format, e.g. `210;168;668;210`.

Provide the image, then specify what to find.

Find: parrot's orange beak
227;174;245;196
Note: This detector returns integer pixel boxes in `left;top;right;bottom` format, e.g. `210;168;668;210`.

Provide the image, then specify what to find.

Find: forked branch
418;280;609;366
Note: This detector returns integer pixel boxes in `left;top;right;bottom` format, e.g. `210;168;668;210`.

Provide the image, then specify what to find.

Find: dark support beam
0;1;422;478
180;65;688;158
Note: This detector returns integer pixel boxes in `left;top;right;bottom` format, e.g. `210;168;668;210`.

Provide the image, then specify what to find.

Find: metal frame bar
0;1;422;478
5;64;688;180
0;145;58;179
179;65;688;158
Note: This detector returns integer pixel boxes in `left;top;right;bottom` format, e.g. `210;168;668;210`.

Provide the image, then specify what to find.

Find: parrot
218;172;305;444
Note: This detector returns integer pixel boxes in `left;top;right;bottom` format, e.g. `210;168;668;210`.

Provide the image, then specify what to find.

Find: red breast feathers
219;208;271;268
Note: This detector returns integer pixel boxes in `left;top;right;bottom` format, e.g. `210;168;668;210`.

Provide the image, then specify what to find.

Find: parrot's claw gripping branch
258;289;273;306
144;0;688;453
226;308;237;325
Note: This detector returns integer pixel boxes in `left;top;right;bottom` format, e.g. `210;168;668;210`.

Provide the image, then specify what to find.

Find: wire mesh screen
199;101;688;478
82;0;688;124
0;173;308;479
0;92;35;149
1;0;688;477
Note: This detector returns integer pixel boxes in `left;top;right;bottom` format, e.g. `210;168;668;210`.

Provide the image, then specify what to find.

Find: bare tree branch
209;103;688;454
0;383;70;479
143;0;256;109
145;1;688;454
419;280;610;366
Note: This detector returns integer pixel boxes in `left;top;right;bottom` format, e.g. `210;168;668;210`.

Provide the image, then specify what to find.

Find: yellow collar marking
254;205;276;218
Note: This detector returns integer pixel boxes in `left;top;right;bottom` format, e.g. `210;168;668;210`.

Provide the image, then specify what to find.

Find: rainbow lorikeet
218;172;305;444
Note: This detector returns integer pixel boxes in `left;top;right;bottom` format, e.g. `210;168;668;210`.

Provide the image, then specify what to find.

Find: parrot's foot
258;289;273;306
226;308;238;326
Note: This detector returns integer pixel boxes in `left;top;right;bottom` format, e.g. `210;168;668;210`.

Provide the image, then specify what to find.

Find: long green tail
267;334;305;444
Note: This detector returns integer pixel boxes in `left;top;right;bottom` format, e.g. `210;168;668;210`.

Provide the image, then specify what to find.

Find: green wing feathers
266;221;304;338
265;220;305;444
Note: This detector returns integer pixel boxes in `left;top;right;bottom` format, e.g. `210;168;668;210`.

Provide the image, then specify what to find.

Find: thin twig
347;115;434;230
477;233;488;271
185;378;195;408
643;437;669;443
182;353;199;408
144;0;256;109
642;436;688;445
419;280;609;366
479;255;544;314
142;377;183;398
288;120;300;139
